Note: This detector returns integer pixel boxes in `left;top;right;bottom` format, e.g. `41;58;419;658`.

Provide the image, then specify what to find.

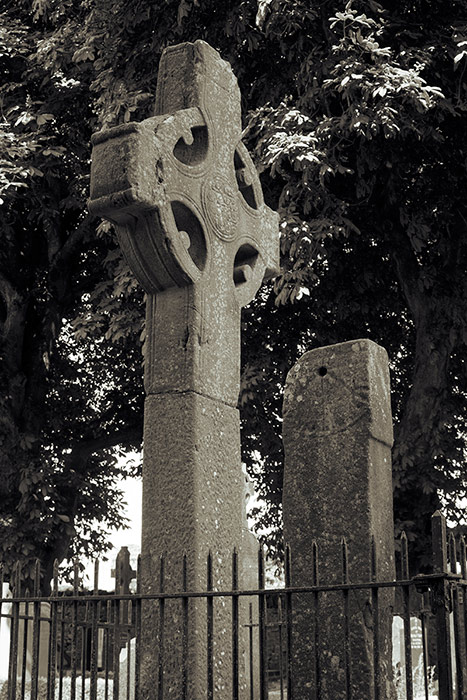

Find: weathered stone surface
282;339;396;700
89;39;279;406
89;39;279;700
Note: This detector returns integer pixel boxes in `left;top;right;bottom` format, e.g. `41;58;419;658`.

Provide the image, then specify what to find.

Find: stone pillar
282;339;396;700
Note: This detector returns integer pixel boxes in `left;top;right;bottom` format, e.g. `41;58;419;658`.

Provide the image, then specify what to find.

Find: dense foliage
1;0;466;581
0;0;144;586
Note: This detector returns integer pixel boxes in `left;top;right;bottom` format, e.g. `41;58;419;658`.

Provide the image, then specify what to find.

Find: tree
240;0;467;569
1;0;466;579
0;0;145;587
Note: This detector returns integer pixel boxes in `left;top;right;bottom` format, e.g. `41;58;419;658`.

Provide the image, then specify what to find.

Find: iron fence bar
47;561;59;700
401;532;414;700
31;560;42;700
58;600;65;700
20;594;29;700
248;603;254;700
8;563;20;700
0;567;6;697
158;555;165;700
371;537;380;700
181;554;188;700
232;548;239;700
134;556;142;700
277;596;284;700
3;576;455;605
461;537;467;696
126;624;132;700
70;561;79;700
207;551;214;700
285;544;293;700
421;599;430;700
113;598;121;700
311;540;320;700
104;601;111;700
461;539;467;700
90;561;99;700
258;546;267;700
450;534;466;700
432;511;454;700
342;538;352;700
81;602;88;700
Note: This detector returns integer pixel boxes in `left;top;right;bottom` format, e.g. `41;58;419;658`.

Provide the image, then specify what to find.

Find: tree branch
71;422;143;464
389;225;423;322
49;213;97;278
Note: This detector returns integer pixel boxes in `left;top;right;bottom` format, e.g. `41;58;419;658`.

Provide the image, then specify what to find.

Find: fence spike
34;558;41;596
257;544;265;589
232;547;238;589
73;558;79;595
341;537;349;585
461;536;467;580
206;550;213;590
182;553;187;591
431;511;448;574
137;554;141;594
14;560;21;596
285;543;292;588
400;531;409;580
94;559;99;594
312;539;319;586
448;532;457;574
159;554;165;594
53;559;59;596
370;535;377;581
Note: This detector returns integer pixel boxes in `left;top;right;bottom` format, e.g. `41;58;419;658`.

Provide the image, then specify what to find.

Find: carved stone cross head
89;40;278;308
89;41;279;404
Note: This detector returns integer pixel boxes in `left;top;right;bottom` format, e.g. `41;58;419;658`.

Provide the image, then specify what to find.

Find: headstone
89;40;279;699
16;602;51;682
112;546;136;596
119;638;136;700
282;339;396;699
0;584;11;681
0;585;49;686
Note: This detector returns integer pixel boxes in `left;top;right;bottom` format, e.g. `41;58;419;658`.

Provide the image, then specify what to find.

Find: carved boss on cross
88;41;279;310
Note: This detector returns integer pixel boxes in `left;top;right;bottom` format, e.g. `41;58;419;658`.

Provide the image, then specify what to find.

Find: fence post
431;511;454;700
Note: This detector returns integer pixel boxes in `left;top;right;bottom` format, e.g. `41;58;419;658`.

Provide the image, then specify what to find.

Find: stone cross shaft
89;40;279;406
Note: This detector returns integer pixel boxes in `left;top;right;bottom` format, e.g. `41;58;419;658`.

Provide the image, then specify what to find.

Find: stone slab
282;339;396;700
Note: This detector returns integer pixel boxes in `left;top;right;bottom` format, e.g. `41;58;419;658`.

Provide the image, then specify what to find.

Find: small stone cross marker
111;546;136;595
89;41;279;699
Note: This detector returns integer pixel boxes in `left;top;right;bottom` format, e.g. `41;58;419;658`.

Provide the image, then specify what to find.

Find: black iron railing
0;512;466;700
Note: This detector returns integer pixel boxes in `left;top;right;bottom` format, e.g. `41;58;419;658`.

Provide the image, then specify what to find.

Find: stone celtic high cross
89;40;279;698
89;40;278;404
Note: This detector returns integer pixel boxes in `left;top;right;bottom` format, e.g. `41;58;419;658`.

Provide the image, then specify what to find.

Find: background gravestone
282;339;396;699
89;40;278;700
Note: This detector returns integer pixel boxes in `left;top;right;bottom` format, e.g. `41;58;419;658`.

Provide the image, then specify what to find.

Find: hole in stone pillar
171;201;207;271
173;126;208;166
234;150;257;209
318;366;328;377
233;244;258;286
